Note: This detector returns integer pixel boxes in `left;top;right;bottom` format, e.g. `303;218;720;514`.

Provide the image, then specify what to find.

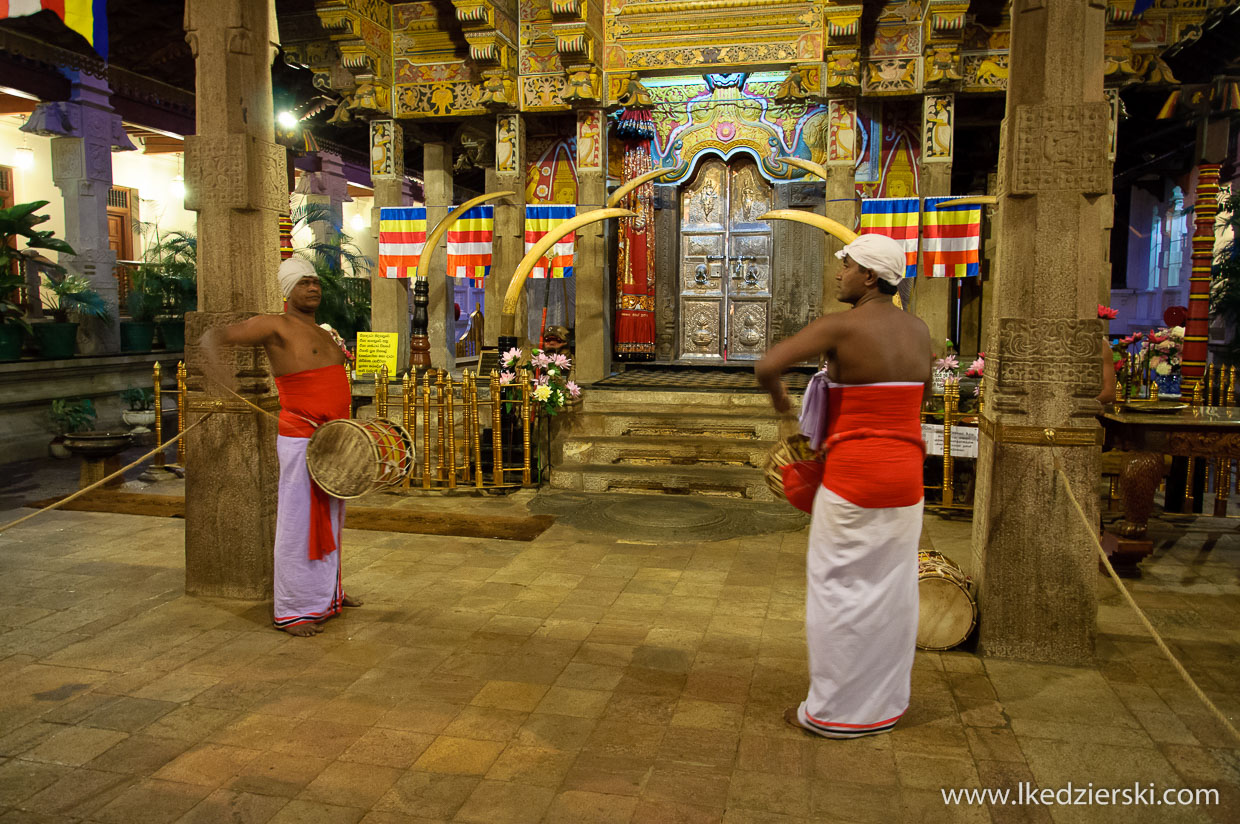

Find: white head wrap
278;257;317;298
834;233;907;286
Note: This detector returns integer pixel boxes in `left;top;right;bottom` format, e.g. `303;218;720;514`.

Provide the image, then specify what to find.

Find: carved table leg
1102;451;1165;578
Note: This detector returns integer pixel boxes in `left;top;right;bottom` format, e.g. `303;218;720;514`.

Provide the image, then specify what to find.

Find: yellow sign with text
354;332;398;378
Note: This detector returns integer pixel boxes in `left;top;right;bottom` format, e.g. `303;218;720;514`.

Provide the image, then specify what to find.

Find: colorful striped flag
525;205;576;279
378;207;426;279
860;198;919;278
0;0;108;59
447;205;493;287
921;197;981;278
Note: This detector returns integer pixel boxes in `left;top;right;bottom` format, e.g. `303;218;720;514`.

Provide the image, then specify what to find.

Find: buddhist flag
860;198;919;278
0;0;108;59
921;197;981;278
525;205;576;279
378;207;426;279
446;205;493;287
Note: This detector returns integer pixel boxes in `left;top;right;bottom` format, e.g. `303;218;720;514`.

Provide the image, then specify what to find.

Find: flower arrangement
500;346;581;416
1146;326;1184;377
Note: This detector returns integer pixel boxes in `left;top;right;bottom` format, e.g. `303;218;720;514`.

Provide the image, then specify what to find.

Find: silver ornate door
678;157;773;361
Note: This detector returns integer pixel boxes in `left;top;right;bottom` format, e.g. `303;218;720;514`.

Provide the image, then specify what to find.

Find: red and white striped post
1181;163;1221;390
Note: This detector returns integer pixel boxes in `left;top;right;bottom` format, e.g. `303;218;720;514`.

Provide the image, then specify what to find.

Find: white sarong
797;485;921;738
273;435;344;628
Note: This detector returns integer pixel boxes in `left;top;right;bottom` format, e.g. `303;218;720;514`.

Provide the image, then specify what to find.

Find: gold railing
921;377;979;512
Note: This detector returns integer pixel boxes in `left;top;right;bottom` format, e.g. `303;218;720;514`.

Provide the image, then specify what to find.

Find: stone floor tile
376;700;463;734
0;721;61;758
469;681;549;713
358;813;447;824
1135;711;1201;746
171;788;288;824
603;692;678;726
964;727;1027;764
372;771;479;819
630;799;724;824
584;720;667;760
574;643;637;668
544;789;639;824
139;705;236;742
1017;738;1184;791
299;761;402;809
973;760;1054;824
894;751;981;791
206;712;303;747
451;779;555;824
92;777;214;824
23;724;127;766
561;752;654;797
18;766;133;818
807;739;899;786
725;770;810;818
338;727;434;768
227;751;332;797
735;734;812;778
485;744;576;788
514;713;597;751
133;671;221;704
268;720;368;760
152;743;263;787
807;778;902;823
85;734;192;776
1008;718;1153;748
657;727;740;772
411;736;506;775
442;706;529;742
554;663;626;691
641;764;729;810
670;699;744;733
266;799;365;824
898;787;991;824
533;686;612;719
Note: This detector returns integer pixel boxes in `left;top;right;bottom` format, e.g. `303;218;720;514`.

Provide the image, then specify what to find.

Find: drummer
200;257;361;636
756;233;931;738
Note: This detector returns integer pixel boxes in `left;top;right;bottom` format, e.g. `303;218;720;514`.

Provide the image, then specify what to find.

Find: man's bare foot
278;622;324;636
343;594;363;607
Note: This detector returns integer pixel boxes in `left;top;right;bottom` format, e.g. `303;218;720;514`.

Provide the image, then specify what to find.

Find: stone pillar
423;141;454;369
970;0;1111;664
575;108;607;383
369;119;411;374
486;113;527;349
913;93;955;351
41;72;135;354
823;98;858;317
182;0;287;599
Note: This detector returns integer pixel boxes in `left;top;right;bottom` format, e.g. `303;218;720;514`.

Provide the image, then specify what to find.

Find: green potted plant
47;397;97;459
136;226;196;351
120;266;162;352
0;270;31;362
37;273;110;359
0;201;75;361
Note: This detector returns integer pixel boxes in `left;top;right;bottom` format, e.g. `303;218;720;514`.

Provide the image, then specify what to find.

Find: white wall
1;115;66;254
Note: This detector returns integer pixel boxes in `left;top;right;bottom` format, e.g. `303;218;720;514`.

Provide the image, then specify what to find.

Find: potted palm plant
1;201;74;361
120;266;161;352
136;226;196;351
37;273;110;359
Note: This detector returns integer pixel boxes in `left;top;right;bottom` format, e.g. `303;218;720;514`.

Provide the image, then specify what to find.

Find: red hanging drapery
615;109;657;361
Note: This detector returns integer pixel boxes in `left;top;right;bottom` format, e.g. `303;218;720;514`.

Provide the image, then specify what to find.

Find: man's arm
755;314;838;413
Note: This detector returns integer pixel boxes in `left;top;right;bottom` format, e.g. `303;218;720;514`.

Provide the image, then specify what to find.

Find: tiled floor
0;484;1236;823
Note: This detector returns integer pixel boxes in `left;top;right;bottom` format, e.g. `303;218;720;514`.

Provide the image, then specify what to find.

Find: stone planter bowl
62;431;132;459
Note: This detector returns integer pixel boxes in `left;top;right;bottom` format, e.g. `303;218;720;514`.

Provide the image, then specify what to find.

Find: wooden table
1099;405;1240;573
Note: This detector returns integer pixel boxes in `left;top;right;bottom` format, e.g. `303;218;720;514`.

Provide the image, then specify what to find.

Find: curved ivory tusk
606;168;675;207
778;156;831;182
500;208;635;336
932;195;999;207
415;191;515;280
758;210;858;245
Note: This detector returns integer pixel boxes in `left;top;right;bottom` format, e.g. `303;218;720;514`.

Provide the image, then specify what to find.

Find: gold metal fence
922;377;980;512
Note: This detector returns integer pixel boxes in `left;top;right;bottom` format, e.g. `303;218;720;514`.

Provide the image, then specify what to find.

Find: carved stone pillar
913;93;955;351
423;141;453;369
970;0;1111;664
369;119;411;374
41;72;135;354
182;0;287;599
575;108;607;383
486;113;526;349
823;98;858;318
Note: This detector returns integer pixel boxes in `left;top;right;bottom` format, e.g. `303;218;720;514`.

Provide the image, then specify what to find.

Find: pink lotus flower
499;371;516;385
532;352;552;369
935;354;959;372
1097;304;1118;320
965;357;985;377
501;347;523;366
551;353;571;370
566;380;581;398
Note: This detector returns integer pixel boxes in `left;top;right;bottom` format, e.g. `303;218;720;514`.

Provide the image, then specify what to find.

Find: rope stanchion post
376;365;389;420
445;372;457;489
175;361;188;466
402;371;413;489
491;372;504;485
421;372;432;489
472;372;484;489
520;367;532;486
435;370;445;483
153;361;165;467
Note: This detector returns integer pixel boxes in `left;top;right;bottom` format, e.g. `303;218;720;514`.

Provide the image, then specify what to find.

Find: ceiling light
168;175;185;201
277;111;299;131
13;140;34;170
350;213;367;232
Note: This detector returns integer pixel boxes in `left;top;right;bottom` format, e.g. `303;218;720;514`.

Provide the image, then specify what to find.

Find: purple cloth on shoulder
799;369;831;451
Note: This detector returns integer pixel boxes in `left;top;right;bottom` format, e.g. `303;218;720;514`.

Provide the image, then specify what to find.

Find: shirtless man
756;233;932;738
201;257;361;636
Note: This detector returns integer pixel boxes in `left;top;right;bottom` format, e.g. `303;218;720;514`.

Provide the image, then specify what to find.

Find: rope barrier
1051;449;1240;745
0;412;215;537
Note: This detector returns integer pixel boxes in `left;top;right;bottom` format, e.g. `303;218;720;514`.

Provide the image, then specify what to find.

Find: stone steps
550;386;794;502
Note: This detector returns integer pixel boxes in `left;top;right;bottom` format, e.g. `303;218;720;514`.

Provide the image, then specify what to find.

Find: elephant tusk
415;191;515;281
606;168;675;207
758;210;858;245
500;208;635;336
777;156;831;182
932;196;999;207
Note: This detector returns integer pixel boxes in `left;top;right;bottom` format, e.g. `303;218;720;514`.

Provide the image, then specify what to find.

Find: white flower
1155;362;1172;376
533;385;552;402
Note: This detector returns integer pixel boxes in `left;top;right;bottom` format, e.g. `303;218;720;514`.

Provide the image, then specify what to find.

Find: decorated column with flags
378;207;427;279
446;205;494;287
921;197;981;279
524;205;577;279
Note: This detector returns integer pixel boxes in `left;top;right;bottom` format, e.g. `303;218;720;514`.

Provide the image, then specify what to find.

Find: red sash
274;364;350;561
822;384;926;509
